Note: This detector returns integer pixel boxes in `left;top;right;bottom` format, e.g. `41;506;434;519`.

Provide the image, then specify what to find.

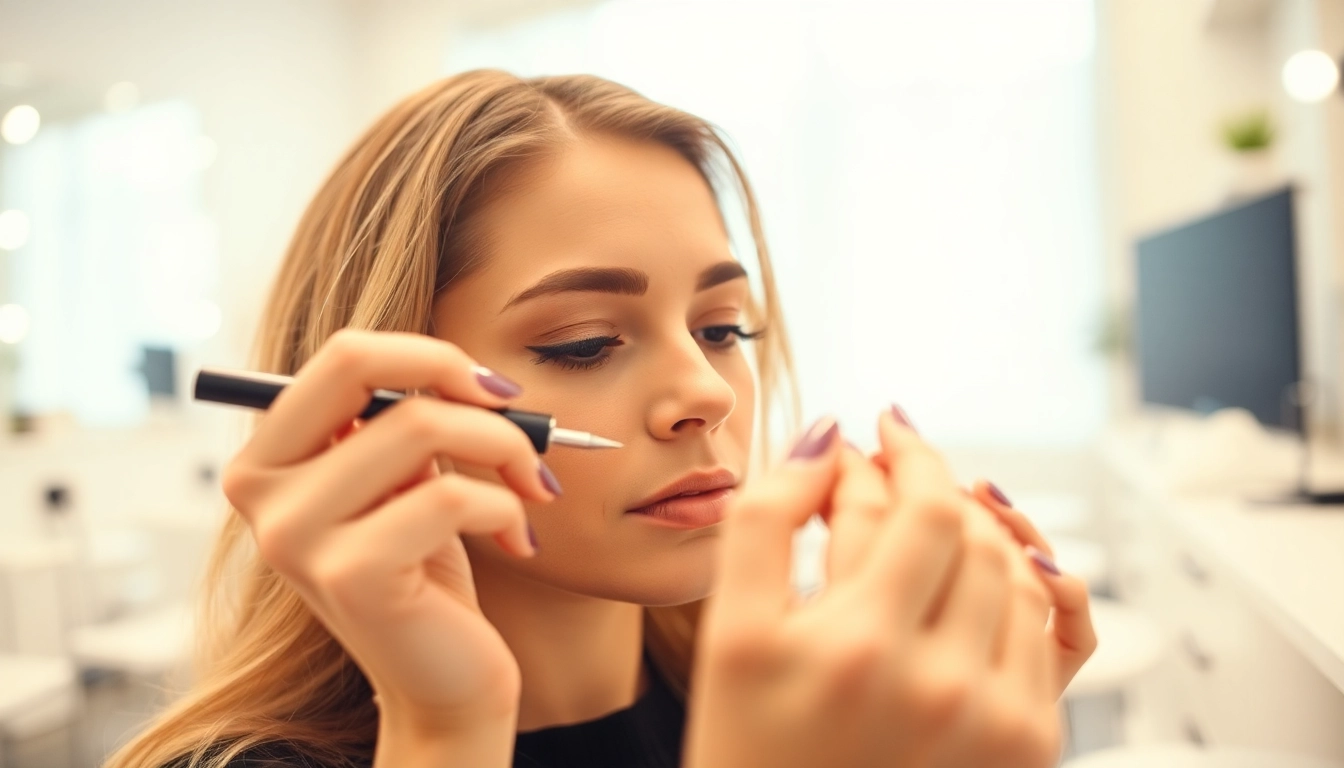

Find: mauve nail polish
538;461;563;496
527;523;540;552
1026;546;1061;576
474;366;522;398
789;417;839;460
987;481;1013;508
890;403;917;433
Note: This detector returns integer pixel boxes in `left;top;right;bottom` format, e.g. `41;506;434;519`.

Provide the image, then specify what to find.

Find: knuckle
1012;573;1052;607
308;553;368;599
251;516;303;575
706;622;776;672
1077;619;1100;653
1028;720;1065;766
912;494;965;534
965;533;1012;571
391;397;443;443
219;461;258;510
820;633;886;685
984;708;1063;766
318;329;370;375
429;474;470;510
434;338;468;365
909;671;973;728
843;498;888;521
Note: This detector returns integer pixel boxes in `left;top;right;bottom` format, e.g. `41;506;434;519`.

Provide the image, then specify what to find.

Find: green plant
1092;303;1133;360
1221;109;1274;152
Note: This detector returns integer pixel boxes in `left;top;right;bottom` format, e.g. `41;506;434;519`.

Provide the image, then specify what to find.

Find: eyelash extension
527;325;764;372
697;324;765;347
527;335;625;371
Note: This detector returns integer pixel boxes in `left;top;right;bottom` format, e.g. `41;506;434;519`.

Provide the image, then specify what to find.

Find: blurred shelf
1204;0;1274;34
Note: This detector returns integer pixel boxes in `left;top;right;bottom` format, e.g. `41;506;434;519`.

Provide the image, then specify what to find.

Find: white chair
67;601;194;679
1063;744;1344;768
0;655;79;768
0;538;85;768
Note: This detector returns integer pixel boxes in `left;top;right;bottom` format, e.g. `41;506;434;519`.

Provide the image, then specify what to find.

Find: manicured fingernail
1026;545;1061;576
538;461;563;496
789;416;839;460
527;523;540;552
987;481;1013;508
890;403;918;433
474;365;522;398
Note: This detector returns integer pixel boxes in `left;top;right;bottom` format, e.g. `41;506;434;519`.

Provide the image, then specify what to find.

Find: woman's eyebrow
501;261;747;312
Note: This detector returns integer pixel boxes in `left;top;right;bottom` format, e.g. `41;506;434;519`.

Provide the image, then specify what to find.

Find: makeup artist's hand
684;411;1062;768
219;330;555;763
969;481;1098;697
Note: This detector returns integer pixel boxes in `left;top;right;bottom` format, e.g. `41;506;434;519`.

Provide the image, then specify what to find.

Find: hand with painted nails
970;480;1099;697
685;412;1063;768
219;330;558;754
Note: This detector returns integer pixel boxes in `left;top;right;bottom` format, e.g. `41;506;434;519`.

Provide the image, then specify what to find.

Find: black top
512;657;684;768
174;657;685;768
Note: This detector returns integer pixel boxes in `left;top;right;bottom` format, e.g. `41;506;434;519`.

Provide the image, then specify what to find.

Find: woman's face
432;135;757;606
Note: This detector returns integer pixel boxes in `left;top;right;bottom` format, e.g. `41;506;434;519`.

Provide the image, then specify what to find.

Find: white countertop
1170;498;1344;694
1101;427;1344;694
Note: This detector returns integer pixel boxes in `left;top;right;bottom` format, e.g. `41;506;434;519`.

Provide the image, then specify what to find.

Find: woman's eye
527;336;624;371
696;324;764;348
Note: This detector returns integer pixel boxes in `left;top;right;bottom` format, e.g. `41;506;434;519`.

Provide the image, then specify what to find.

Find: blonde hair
106;70;796;768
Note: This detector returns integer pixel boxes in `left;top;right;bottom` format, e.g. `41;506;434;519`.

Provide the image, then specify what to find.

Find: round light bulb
0;209;30;250
1282;50;1340;104
0;304;31;345
1;104;40;145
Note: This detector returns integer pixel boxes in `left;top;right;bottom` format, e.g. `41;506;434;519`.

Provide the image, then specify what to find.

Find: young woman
106;70;1096;768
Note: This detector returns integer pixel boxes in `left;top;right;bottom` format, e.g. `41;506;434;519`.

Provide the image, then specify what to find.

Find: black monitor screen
1134;187;1301;430
141;345;178;399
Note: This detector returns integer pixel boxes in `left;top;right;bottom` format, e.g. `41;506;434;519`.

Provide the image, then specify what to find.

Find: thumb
715;417;842;623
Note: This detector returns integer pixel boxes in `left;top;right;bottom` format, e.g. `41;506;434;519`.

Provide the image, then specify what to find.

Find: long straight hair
105;70;797;768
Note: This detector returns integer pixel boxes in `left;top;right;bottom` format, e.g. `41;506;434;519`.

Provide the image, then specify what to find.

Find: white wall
0;0;368;533
0;0;601;534
1097;0;1344;440
0;0;365;370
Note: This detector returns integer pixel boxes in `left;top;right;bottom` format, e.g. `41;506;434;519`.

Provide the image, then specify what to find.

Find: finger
294;397;555;530
971;481;1055;560
876;404;961;502
825;446;890;584
1029;552;1098;688
929;511;1013;665
333;472;535;571
997;569;1055;704
715;417;841;624
248;329;522;467
331;419;361;445
860;408;966;626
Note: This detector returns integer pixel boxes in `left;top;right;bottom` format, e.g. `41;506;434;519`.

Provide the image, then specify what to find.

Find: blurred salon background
1;1;1343;766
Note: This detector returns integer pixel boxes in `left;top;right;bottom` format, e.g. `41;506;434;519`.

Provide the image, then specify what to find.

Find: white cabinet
1099;450;1344;759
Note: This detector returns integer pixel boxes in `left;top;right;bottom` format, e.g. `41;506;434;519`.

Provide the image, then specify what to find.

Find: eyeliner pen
192;367;623;454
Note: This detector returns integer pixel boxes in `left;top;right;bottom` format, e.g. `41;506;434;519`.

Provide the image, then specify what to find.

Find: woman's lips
626;487;733;529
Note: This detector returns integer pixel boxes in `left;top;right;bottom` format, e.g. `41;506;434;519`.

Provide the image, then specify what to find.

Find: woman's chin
574;552;720;606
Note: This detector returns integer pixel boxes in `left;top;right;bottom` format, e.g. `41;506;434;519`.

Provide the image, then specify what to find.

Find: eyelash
526;325;764;372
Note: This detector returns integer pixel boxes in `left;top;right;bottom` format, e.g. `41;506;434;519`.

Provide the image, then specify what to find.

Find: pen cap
500;408;554;454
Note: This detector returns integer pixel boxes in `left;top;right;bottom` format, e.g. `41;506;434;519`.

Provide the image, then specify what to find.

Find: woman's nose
646;339;737;440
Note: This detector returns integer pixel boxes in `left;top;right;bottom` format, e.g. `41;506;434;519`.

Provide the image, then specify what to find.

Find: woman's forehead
462;137;733;298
